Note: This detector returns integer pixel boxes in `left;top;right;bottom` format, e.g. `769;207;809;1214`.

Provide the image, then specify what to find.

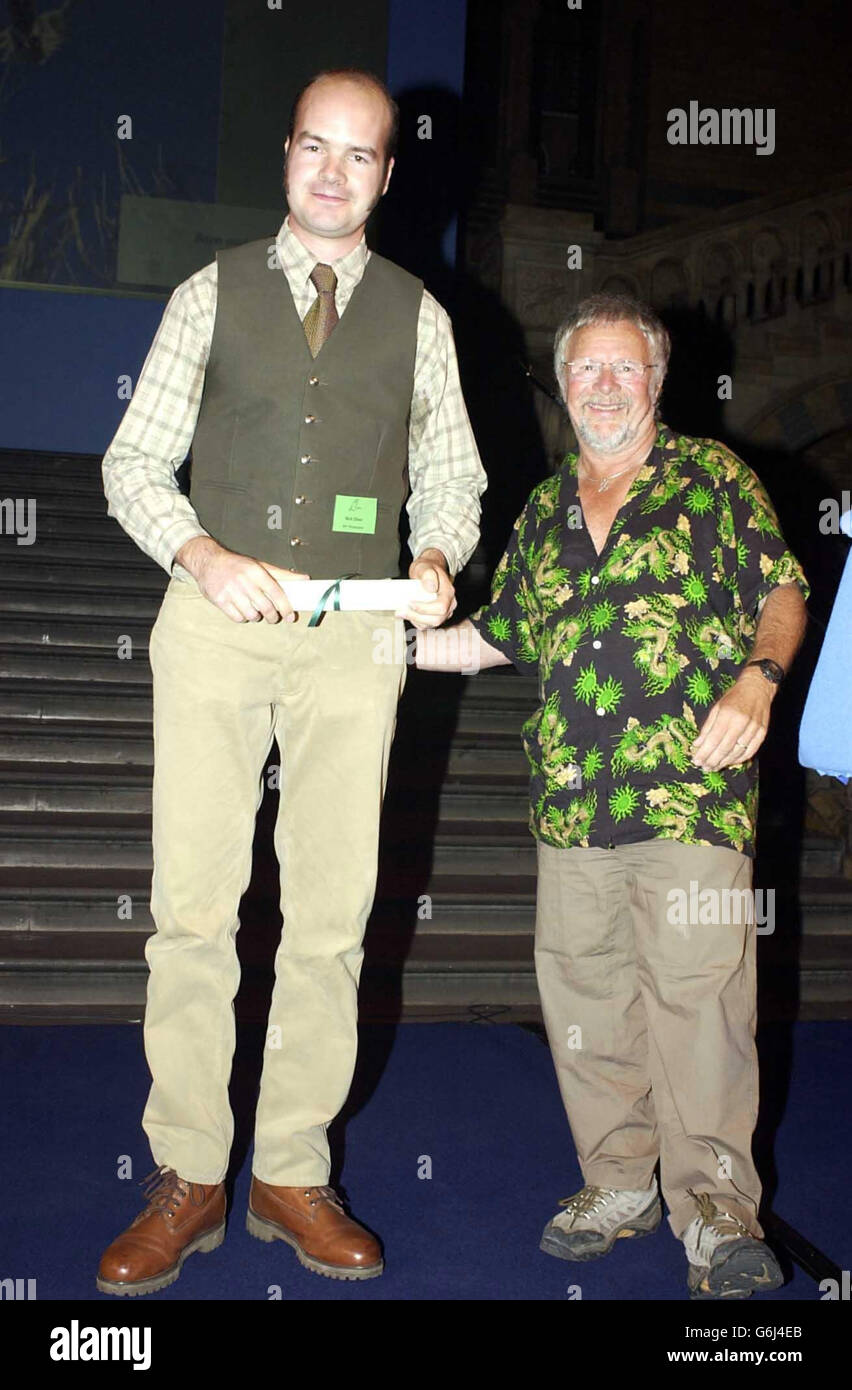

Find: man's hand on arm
397;548;458;629
174;536;309;625
691;583;808;771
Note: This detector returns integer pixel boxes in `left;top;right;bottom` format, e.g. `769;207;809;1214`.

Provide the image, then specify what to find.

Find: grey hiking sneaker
540;1178;661;1261
683;1190;784;1299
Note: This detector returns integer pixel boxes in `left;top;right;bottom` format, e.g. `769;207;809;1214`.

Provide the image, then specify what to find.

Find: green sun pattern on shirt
684;482;714;516
681;571;708;605
581;745;604;781
588;599;618;634
597;675;624;712
573;663;599;704
570;663;624;713
684;669;714;706
702;769;727;795
609;784;640;821
576;568;596;600
736;538;749;569
487;613;512;644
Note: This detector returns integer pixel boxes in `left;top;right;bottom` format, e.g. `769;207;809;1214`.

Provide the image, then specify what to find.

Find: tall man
98;68;485;1295
417;293;808;1299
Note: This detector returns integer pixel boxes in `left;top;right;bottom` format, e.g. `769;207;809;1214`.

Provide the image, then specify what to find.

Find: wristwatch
744;658;785;686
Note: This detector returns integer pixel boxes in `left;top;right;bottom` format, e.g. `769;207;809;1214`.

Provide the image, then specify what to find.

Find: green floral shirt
468;423;810;855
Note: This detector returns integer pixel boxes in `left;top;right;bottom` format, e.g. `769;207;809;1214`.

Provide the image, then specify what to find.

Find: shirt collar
275;215;369;292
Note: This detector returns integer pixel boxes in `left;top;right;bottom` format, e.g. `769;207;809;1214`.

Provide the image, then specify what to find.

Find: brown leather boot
97;1165;226;1296
246;1178;383;1280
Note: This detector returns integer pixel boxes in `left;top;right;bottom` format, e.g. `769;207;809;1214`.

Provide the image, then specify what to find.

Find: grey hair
553;292;671;402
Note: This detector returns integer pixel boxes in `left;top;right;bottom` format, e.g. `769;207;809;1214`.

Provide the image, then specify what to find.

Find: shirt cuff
163;525;213;579
467;605;530;668
409;536;461;578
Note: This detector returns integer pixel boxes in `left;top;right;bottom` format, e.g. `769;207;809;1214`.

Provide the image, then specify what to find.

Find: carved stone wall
490;177;852;461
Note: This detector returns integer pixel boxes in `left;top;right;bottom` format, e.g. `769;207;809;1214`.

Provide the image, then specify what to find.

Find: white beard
574;410;637;453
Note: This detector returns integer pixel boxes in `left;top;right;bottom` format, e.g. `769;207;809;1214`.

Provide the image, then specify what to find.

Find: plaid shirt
102;216;486;581
468;423;810;856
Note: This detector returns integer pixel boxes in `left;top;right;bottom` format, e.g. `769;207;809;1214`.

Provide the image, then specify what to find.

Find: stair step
0;649;537;702
0;780;529;815
2;962;851;1023
2;889;851;937
1;449;105;474
0;688;533;737
0;537;157;564
0;562;169;593
0;836;539;874
0;731;529;778
0;468;107;496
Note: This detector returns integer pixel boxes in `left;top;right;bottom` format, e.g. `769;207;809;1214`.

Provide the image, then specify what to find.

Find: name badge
332;495;378;535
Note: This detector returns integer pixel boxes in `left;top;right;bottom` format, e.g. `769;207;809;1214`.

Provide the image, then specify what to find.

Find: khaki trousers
534;838;764;1240
142;576;406;1186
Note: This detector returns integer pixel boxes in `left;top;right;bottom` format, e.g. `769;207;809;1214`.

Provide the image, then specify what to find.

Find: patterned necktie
302;263;339;357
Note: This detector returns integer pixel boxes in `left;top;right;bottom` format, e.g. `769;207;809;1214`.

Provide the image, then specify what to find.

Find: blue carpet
1;1021;848;1300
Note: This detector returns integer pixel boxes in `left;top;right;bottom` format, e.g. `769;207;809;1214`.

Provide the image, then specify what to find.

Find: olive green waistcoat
188;236;423;579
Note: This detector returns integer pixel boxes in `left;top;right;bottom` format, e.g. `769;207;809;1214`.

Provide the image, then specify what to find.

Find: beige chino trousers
535;838;764;1240
142;575;406;1186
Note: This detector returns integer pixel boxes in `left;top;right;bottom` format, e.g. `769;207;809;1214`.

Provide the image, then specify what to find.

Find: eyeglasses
562;359;657;381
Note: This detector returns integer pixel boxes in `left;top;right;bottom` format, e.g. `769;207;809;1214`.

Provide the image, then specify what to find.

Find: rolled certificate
280;578;434;611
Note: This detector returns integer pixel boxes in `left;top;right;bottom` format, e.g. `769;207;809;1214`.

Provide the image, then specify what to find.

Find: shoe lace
557;1185;616;1226
687;1188;750;1240
137;1165;208;1218
303;1184;344;1212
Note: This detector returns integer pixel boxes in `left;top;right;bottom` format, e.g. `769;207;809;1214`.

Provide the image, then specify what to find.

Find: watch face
753;659;783;684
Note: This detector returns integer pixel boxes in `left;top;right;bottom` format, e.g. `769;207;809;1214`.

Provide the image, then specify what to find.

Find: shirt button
591;575;600;586
596;706;605;717
300;454;313;464
592;640;602;649
308;376;319;386
304;414;316;424
290;537;303;547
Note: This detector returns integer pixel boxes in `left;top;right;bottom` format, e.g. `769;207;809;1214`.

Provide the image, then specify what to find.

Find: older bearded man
417;292;809;1300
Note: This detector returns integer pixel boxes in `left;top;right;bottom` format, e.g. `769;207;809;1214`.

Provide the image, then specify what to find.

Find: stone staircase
1;450;851;1022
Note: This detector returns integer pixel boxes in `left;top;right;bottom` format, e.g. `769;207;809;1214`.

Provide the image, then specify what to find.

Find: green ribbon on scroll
307;574;360;628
